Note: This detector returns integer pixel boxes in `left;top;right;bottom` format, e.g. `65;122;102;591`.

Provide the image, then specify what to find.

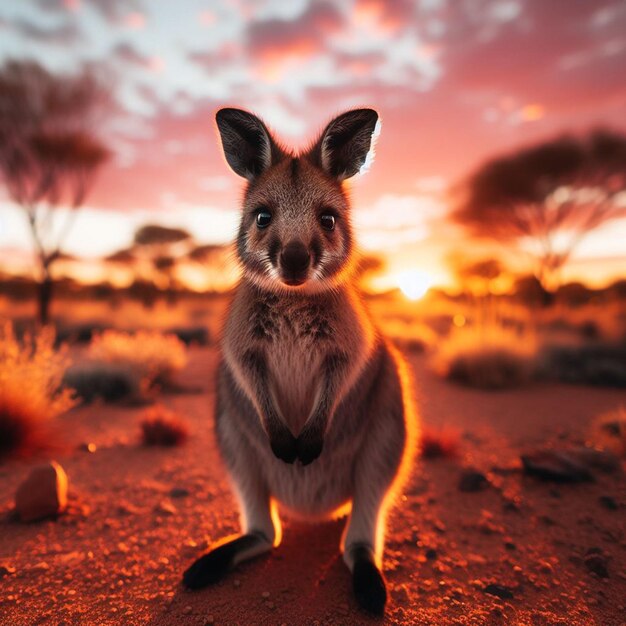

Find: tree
450;257;503;297
132;224;193;303
187;243;228;264
453;130;626;297
0;60;109;324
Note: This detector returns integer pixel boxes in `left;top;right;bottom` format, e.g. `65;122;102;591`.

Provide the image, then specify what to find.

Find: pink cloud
247;3;343;62
122;11;146;30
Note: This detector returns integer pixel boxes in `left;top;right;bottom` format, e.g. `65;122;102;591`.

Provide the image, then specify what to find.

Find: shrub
0;323;75;459
166;326;211;346
63;360;142;403
381;320;437;353
140;405;189;446
434;325;537;389
89;329;187;388
55;322;110;345
539;341;626;388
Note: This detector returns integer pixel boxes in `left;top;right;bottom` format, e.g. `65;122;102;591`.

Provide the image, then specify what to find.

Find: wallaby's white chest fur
267;331;322;436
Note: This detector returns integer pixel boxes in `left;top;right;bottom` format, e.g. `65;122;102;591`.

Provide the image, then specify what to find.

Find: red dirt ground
1;347;625;625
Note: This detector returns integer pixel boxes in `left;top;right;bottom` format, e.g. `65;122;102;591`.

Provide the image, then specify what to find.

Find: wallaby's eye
320;214;336;231
256;210;272;229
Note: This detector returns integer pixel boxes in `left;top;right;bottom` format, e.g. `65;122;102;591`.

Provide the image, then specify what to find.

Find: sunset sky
0;0;625;290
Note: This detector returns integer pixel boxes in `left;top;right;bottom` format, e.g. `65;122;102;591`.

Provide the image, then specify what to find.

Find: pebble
598;495;618;511
584;553;609;578
156;500;177;516
458;469;489;492
170;487;190;499
183;605;192;615
261;591;270;599
0;564;16;577
521;450;592;482
15;461;68;522
483;583;514;599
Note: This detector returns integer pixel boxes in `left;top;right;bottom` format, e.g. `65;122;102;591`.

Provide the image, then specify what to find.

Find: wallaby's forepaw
352;551;387;616
269;426;298;464
296;429;324;466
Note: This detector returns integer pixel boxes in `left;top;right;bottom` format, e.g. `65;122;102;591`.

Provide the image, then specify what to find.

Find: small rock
33;561;50;571
204;616;215;625
484;583;514;599
600;420;622;437
169;487;190;499
598;496;618;511
183;605;192;615
261;591;270;599
78;442;97;453
156;500;177;516
458;469;489;492
15;461;68;522
584;553;609;578
391;585;411;604
521;450;593;483
0;564;16;578
568;448;620;473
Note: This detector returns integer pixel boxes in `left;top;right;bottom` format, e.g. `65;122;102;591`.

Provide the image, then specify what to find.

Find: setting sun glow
396;270;433;300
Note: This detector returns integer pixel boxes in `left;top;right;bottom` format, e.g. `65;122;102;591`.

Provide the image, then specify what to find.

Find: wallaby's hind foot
351;546;387;616
182;532;272;589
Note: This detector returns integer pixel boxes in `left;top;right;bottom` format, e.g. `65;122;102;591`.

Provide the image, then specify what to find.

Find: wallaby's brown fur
182;108;419;616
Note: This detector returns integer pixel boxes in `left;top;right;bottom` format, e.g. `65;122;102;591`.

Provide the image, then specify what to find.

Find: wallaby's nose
280;240;310;283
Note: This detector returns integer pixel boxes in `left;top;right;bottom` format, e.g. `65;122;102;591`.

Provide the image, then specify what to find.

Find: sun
396;269;433;300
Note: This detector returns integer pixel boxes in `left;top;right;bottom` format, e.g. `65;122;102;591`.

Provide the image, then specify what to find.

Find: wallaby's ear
215;108;281;180
310;109;379;181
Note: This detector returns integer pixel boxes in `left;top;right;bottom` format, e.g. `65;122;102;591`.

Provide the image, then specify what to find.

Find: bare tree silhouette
453;130;626;300
0;60;109;324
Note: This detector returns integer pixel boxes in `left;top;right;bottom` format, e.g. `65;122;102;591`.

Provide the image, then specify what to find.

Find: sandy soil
1;347;625;625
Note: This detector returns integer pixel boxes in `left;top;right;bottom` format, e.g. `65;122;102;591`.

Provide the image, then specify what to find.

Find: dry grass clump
0;323;75;459
434;325;537;389
89;329;187;388
140;405;189;446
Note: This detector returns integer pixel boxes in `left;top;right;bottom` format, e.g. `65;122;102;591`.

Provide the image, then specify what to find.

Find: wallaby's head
215;108;379;293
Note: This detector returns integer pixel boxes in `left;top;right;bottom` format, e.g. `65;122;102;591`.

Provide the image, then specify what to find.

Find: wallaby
182;107;418;616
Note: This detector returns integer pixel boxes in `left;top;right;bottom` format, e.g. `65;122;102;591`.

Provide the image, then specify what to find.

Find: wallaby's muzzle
279;240;310;286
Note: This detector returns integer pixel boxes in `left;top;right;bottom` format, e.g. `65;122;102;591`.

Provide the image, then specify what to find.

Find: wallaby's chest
259;301;335;435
